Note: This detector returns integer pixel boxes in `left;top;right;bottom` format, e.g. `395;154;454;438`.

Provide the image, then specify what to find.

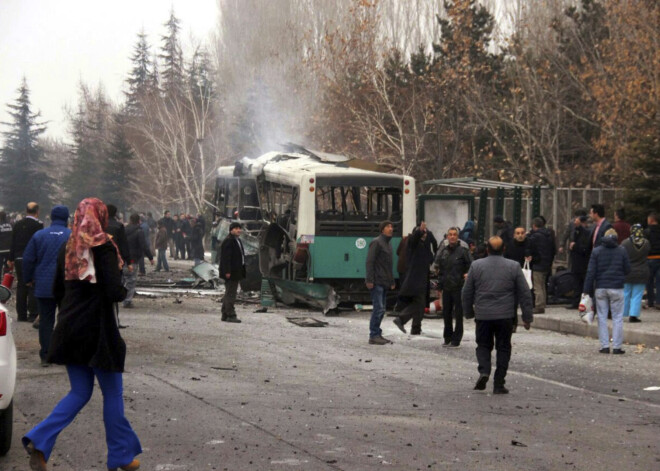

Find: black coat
9;216;43;260
399;230;434;297
191;224;205;259
125;223;152;263
106;218;130;264
48;241;128;372
529;227;555;272
219;235;246;281
570;225;591;276
504;238;530;267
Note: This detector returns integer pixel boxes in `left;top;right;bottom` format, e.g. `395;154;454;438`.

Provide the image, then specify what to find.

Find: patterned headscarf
630;224;645;247
64;198;123;281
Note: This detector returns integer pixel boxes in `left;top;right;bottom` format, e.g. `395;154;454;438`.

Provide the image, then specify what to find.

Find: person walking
8;202;44;322
645;212;660;310
219;222;245;323
154;221;170;272
22;198;141;471
583;228;631;354
432;226;472;346
622;224;650;323
528;216;555;314
462;236;533;394
123;214;153;308
366;220;395;345
392;222;434;336
21;205;72;367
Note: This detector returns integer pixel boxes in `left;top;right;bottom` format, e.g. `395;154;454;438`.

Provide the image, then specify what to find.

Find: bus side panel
309;236;401;279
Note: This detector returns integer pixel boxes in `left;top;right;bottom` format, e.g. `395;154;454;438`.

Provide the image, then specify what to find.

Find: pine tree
65;84;112;207
0;78;52;211
102;113;135;211
159;10;184;97
125;30;153;115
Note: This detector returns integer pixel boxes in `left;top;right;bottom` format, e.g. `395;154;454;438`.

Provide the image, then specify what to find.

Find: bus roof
216;152;412;186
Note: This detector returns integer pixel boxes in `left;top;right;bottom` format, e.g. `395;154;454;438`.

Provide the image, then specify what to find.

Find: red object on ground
1;272;14;289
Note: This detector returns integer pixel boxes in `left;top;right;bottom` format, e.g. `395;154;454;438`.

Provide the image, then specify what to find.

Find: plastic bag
578;293;594;324
522;260;533;290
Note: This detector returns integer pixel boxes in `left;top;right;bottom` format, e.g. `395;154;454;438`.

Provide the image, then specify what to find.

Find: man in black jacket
106;205;130;266
462;236;533;394
219;222;245;323
366;220;395;345
528;217;555;314
123;213;153;308
8;202;44;321
433;226;472;346
568;215;591;308
0;211;12;272
159;210;176;258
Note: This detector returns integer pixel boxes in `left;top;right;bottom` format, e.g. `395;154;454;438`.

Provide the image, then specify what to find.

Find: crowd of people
365;204;660;393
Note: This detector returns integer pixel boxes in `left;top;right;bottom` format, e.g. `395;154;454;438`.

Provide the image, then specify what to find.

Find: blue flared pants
23;365;142;468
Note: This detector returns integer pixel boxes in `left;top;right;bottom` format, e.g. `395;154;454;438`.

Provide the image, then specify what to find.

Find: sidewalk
525;304;660;348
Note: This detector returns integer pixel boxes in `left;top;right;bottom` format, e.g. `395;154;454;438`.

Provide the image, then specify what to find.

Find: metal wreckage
208;144;417;314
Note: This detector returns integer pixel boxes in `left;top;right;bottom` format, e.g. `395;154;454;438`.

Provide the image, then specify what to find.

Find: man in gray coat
462;236;533;394
366;220;395;345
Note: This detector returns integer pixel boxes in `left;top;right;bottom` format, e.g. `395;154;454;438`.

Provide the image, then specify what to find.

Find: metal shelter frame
422;177;550;245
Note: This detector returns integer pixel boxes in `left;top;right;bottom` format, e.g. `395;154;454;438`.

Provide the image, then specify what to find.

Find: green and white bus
213;147;416;307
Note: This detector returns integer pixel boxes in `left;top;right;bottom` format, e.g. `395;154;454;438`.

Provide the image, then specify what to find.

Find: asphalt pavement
2;287;659;471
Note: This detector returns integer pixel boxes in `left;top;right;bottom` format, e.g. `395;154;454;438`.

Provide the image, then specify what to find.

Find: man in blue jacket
22;205;71;366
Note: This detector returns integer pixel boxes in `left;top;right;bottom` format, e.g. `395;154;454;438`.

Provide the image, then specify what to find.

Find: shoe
474;375;489;390
32;318;40;329
393;317;406;333
532;307;545;314
612;349;625;355
369;336;389;345
118;324;128;329
108;459;140;471
27;443;47;471
444;343;460;348
123;302;134;309
493;385;509;395
410;330;421;336
629;317;641;323
223;317;242;323
40;359;50;368
599;348;610;354
442;340;451;346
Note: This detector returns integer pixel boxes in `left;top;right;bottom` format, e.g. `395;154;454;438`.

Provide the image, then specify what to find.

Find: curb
524;314;660;348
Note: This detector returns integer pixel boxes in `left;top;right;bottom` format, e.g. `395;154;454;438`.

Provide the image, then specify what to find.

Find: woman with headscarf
22;198;141;471
621;224;650;323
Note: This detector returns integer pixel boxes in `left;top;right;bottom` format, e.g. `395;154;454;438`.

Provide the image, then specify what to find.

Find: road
2;294;659;470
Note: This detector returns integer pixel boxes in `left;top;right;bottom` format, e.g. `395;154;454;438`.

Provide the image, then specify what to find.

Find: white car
0;284;16;456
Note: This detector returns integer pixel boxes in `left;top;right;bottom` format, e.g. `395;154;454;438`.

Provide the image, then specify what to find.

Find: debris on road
286;316;329;327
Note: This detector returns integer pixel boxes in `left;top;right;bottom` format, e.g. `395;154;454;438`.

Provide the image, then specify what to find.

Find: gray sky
0;0;218;141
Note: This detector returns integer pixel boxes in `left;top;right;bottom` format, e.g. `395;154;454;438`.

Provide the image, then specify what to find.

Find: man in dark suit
218;222;246;323
106;204;131;327
589;204;613;253
8;202;44;321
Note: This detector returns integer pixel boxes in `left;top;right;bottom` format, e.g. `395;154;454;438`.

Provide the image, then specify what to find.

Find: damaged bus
212;146;416;312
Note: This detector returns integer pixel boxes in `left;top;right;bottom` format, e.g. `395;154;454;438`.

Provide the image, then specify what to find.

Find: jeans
156;249;169;271
475;318;513;386
123;267;137;305
595;288;624;349
623;283;644;318
647;259;660;307
36;298;57;361
369;284;387;338
23;365;142;468
442;289;464;345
